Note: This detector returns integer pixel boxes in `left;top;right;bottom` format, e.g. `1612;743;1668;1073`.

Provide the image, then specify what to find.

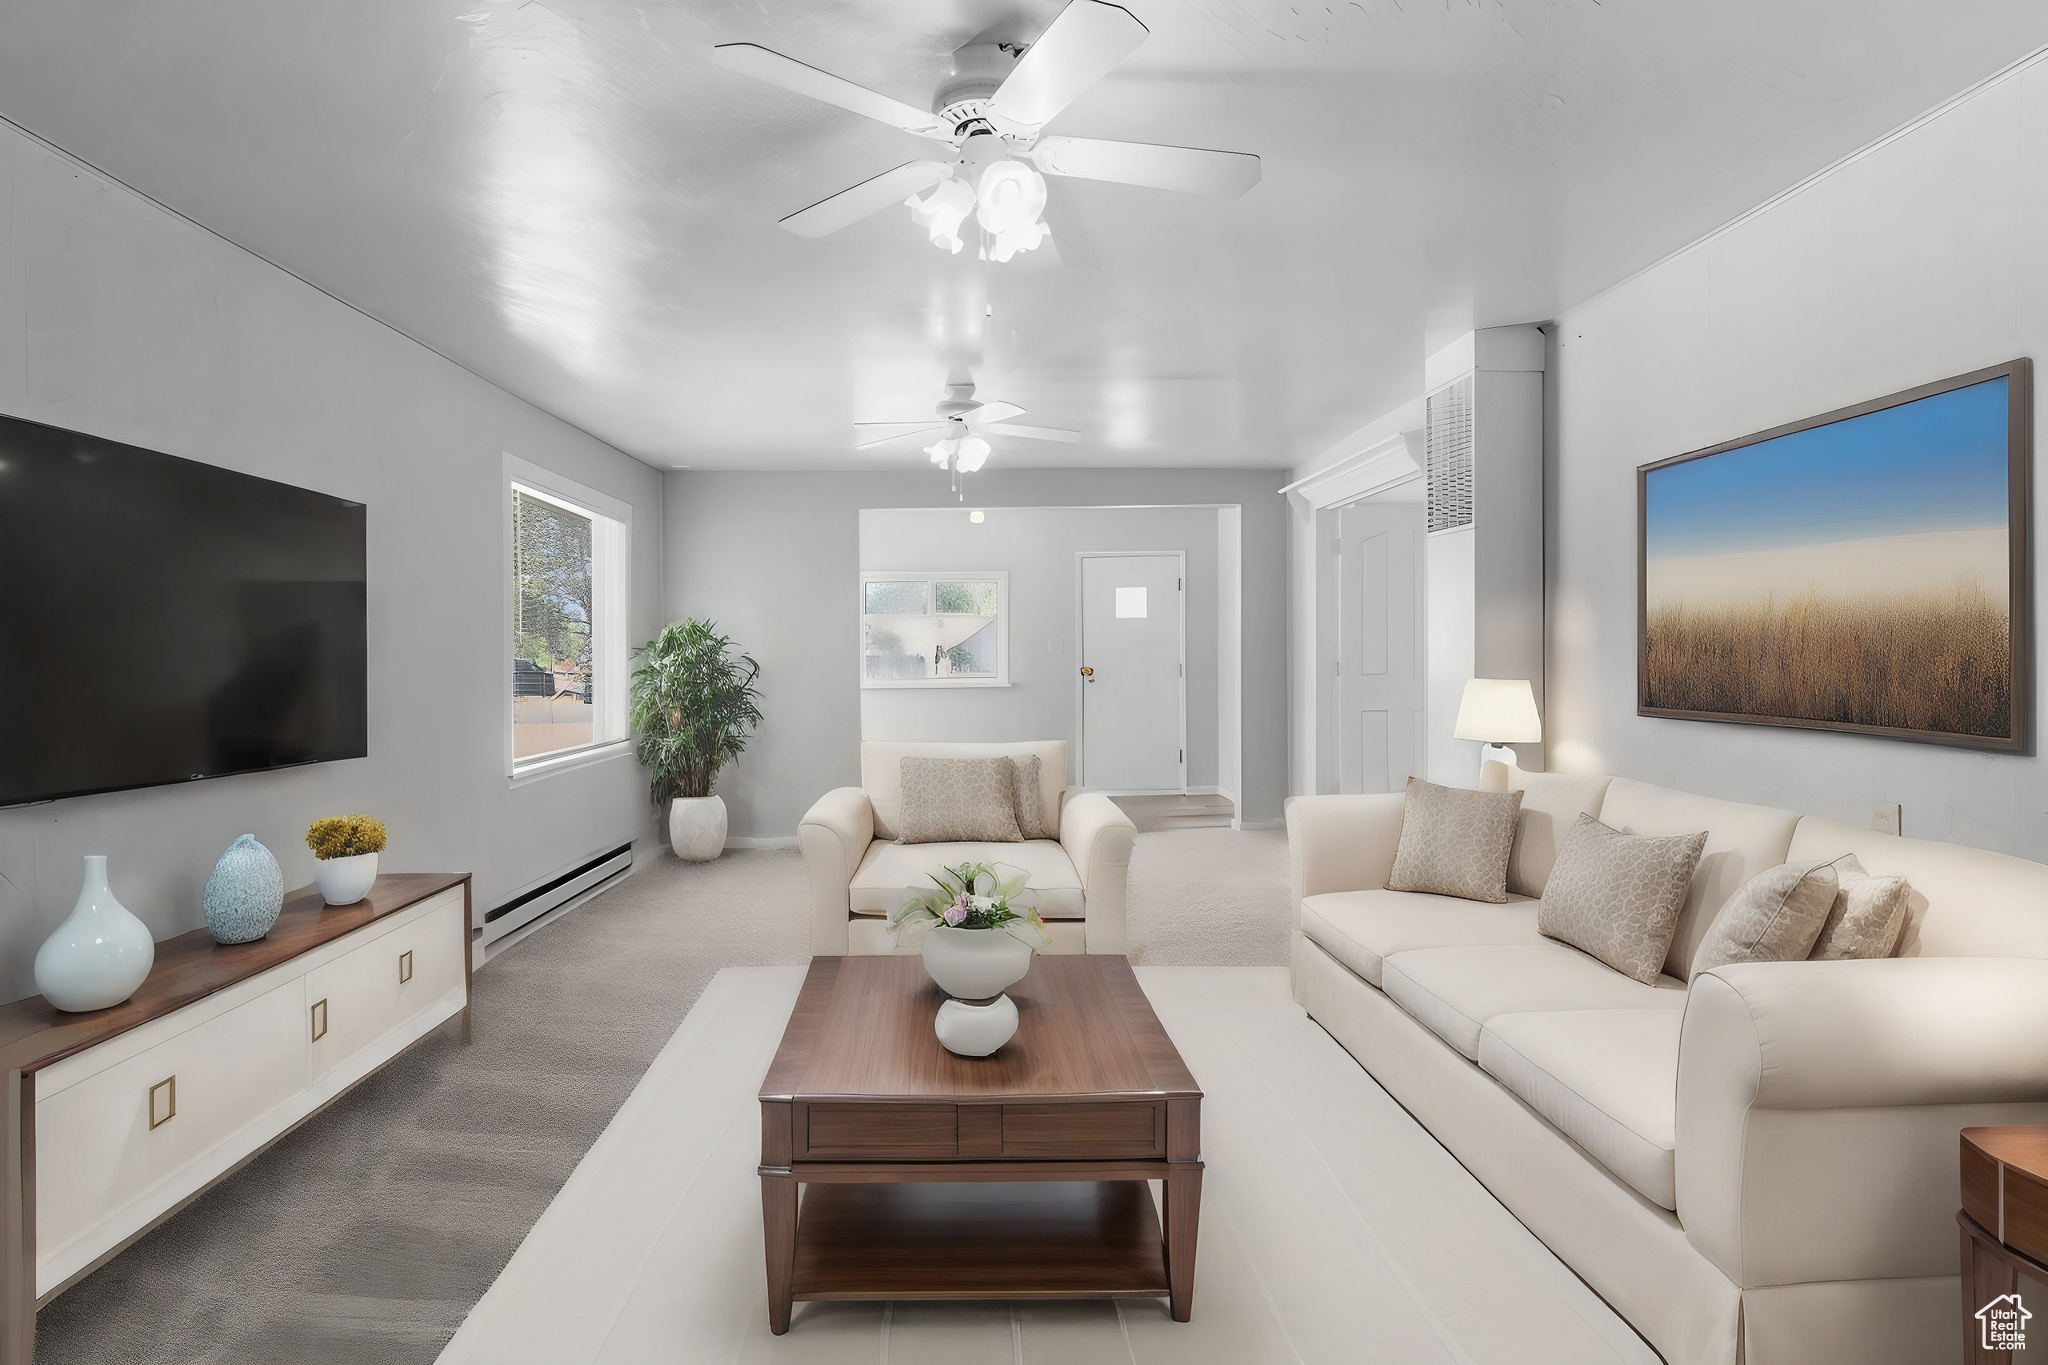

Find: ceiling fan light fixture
905;177;975;253
975;159;1048;239
986;217;1050;263
954;435;992;473
925;434;961;466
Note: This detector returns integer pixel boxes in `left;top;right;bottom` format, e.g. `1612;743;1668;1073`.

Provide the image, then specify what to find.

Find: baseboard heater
480;841;634;947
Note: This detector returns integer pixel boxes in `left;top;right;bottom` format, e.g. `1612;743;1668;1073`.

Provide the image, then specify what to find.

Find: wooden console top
0;873;469;1072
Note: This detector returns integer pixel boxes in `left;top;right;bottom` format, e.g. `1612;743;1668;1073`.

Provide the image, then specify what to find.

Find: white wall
1423;526;1479;785
859;506;1228;791
1549;54;2048;853
0;127;662;1002
663;469;1288;840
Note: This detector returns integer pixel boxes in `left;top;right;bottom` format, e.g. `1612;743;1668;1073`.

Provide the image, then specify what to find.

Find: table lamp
1454;678;1541;775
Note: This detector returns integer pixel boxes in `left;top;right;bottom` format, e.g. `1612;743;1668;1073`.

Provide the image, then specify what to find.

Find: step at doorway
1112;793;1236;833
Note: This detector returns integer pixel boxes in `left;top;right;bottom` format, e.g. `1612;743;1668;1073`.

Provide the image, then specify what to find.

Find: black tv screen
0;414;367;805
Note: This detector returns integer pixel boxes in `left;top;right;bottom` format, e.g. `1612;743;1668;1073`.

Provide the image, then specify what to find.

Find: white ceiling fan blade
780;161;951;238
979;423;1082;443
854;423;947;449
710;44;946;136
1031;136;1260;196
971;400;1026;424
986;1;1147;130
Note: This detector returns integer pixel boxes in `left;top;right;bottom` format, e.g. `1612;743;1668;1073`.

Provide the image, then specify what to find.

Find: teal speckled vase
203;835;284;944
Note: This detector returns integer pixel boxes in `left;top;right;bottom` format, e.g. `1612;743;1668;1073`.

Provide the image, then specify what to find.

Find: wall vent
1425;375;1475;534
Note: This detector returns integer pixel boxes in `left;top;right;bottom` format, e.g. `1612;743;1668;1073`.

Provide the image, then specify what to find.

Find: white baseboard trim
726;835;799;850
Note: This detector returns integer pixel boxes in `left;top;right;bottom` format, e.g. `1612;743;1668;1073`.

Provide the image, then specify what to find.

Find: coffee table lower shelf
790;1180;1170;1302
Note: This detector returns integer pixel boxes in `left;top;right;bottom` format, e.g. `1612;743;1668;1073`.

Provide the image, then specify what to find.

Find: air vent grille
1426;376;1474;534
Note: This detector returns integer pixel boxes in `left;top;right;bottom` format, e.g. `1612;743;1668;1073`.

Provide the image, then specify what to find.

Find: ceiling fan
710;0;1261;262
857;378;1080;476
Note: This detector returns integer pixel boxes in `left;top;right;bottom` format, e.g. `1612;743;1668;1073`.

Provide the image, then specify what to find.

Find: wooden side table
758;955;1203;1334
1960;1127;2048;1361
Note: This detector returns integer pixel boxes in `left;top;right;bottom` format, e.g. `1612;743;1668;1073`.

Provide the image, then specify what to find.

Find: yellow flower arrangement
305;815;387;861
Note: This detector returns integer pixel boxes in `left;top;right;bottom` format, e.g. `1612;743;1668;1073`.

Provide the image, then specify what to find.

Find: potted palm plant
631;619;763;861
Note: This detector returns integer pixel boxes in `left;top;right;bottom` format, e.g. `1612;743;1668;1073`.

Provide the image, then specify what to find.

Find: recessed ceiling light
970;509;985;523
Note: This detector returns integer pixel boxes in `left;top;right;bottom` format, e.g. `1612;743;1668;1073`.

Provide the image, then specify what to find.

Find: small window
507;463;629;772
860;572;1007;687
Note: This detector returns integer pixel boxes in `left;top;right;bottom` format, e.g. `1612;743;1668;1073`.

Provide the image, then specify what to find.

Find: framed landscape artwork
1639;358;2032;753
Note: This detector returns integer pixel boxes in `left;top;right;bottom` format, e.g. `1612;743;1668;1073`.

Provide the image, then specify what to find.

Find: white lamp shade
1454;678;1541;744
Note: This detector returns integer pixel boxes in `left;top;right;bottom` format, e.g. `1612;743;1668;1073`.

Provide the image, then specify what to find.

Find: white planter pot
935;993;1019;1057
35;856;155;1013
314;851;379;906
921;925;1033;1001
669;795;727;862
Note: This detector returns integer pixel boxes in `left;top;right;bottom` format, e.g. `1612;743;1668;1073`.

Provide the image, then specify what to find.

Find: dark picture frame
1637;358;2032;754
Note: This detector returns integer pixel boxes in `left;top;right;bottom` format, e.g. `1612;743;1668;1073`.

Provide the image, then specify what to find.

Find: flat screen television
0;413;367;805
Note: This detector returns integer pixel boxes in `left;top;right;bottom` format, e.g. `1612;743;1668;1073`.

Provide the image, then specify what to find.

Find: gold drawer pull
311;997;329;1042
399;950;413;985
149;1076;176;1130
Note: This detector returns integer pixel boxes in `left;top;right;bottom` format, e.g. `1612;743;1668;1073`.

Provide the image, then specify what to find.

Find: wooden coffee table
758;954;1203;1333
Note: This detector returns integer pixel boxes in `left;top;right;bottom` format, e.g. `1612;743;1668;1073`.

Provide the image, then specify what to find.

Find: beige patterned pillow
1538;814;1707;984
1009;754;1048;840
897;757;1023;844
1691;860;1838;978
1808;854;1910;960
1386;778;1524;904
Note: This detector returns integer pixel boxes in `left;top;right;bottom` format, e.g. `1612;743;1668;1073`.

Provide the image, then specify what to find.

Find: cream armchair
799;740;1137;956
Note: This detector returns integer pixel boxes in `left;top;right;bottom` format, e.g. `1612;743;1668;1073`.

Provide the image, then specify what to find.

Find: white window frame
504;453;632;779
859;570;1010;688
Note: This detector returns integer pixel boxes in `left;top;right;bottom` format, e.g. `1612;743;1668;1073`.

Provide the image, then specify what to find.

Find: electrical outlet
1871;803;1902;837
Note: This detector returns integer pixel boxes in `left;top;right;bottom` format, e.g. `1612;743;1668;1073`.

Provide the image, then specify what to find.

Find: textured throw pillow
1009;754;1049;840
897;756;1023;844
1538;814;1708;984
1386;777;1525;904
1690;860;1839;978
1808;854;1911;960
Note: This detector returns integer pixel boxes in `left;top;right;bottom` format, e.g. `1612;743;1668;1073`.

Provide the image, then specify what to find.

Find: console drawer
1001;1102;1163;1158
803;1103;959;1158
306;889;465;1081
35;978;307;1271
792;1100;1167;1161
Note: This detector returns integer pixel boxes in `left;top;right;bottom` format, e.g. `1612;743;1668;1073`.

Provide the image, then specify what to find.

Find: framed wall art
1639;358;2032;753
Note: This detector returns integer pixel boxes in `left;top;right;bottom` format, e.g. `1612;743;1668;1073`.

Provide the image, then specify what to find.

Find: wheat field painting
1640;364;2029;750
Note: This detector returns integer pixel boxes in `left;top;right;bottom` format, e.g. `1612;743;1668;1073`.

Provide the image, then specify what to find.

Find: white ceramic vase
669;795;727;862
314;851;378;906
935;993;1019;1057
921;925;1033;1001
34;856;155;1013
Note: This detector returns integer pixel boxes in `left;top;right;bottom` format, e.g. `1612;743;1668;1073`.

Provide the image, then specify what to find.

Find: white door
1079;553;1185;791
1337;501;1424;794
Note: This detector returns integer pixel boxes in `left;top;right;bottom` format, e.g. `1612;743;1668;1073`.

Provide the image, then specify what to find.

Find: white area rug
439;966;1655;1365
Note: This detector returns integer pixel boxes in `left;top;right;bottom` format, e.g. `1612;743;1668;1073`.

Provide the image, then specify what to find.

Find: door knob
1079;666;1094;682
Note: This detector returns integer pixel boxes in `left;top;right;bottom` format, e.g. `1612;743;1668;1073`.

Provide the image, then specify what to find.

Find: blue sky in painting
1644;376;2009;557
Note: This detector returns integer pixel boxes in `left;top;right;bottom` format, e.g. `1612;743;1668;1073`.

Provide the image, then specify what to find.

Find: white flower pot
35;856;155;1013
669;795;727;862
314;851;379;906
921;925;1033;1001
935;993;1019;1057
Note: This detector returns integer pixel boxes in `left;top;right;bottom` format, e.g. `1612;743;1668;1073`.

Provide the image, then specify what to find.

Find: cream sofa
800;740;1138;956
1289;763;2048;1365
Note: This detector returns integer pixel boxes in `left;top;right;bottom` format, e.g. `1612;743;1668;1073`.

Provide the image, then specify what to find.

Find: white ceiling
3;2;2045;472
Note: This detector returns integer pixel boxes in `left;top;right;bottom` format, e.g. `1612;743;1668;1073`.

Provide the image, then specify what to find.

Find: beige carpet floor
32;825;1287;1364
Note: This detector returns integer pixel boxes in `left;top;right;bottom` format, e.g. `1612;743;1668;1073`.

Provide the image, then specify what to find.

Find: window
506;457;629;772
860;571;1007;687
